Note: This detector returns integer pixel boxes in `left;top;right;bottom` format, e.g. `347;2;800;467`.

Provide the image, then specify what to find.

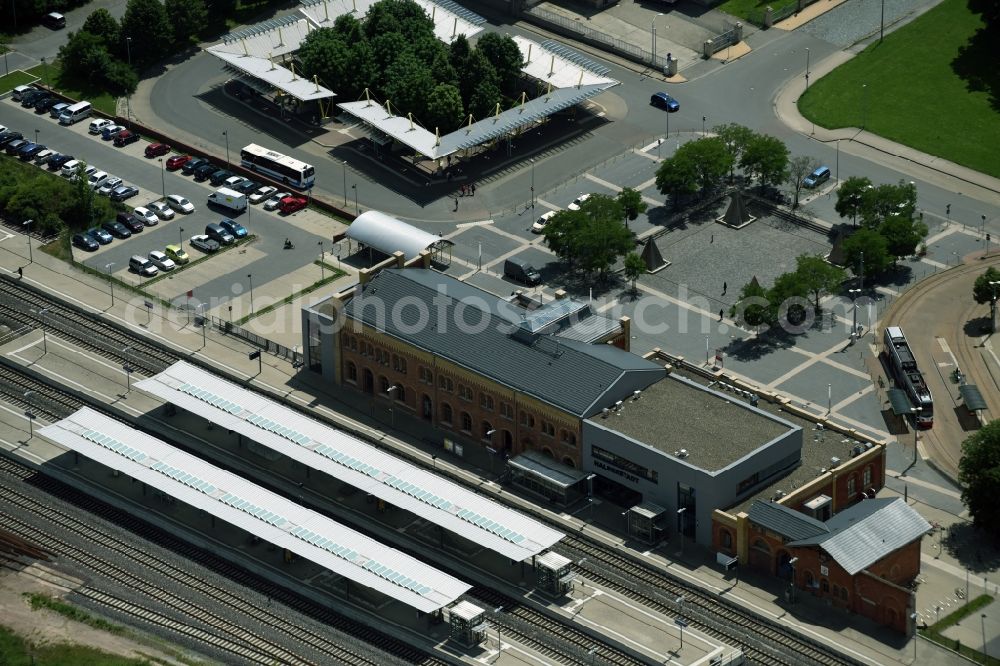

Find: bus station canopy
299;0;485;42
346;210;454;260
959;384;987;411
41;408;470;613
886;388;912;416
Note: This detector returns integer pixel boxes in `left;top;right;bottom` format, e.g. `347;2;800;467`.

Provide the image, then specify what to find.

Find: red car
145;142;170;158
279;195;308;214
113;130;141;147
165;154;191;171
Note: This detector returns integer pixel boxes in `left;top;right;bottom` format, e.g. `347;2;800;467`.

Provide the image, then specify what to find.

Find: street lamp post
352;184;359;215
342;160;348;206
23;390;35;440
123;346;133;393
222;130;230;167
702;115;706;136
651;13;663;66
788;557;799;603
849;288;862;339
40;56;47;90
318;241;325;280
485;428;497;476
247;274;254;314
990;281;1000;334
862;84;868;130
179;226;184;251
677;506;687;557
911;613;919;659
24;219;33;264
982;613;988;659
911;407;919;465
159;158;165;196
492;606;504;664
37;308;48;354
34;128;39;144
530;158;535;209
386;385;398;428
125;38;132;124
105;262;115;306
805;48;810;90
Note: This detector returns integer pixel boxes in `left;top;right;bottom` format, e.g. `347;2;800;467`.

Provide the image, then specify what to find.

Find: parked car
144;142;170;158
101;124;126;140
88;170;110;189
164;244;190;265
89;119;112;135
72;233;99;252
504;257;542;285
263;191;291;211
18;143;45;161
33;149;55;165
117;212;144;233
278;195;308;214
49;102;70;119
101;220;131;239
42;11;66;29
165;194;194;214
5;139;28;156
12;85;36;101
87;227;113;245
205;222;235;245
47;153;73;170
98;177;123;196
181;156;208;175
60;159;83;178
222;175;247;189
165;154;190;170
249;185;277;204
209;169;234;186
234;179;261;195
34;97;59;114
650;92;680;112
532;210;557;233
114;130;141;147
148;250;176;271
803;166;831;188
133;207;159;226
0;131;23;147
192;162;217;181
567;193;591;211
20;90;48;108
129;254;158;277
147;201;175;220
219;217;248;239
81;165;98;181
189;234;220;253
110;184;139;202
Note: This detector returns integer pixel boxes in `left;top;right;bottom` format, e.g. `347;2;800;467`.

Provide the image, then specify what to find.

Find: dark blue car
87;227;114;245
650;92;680;112
219;217;248;239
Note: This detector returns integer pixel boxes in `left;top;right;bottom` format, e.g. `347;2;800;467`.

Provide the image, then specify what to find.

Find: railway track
0;277;864;664
879;255;1000;479
557;538;858;666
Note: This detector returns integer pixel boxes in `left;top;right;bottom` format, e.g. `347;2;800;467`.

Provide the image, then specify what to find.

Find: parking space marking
584;173;660;207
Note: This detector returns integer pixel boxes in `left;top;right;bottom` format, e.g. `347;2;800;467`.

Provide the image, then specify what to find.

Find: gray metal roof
346;210;453;260
41;408;470;612
746;501;829;542
789;498;931;575
886;388;912;416
508;451;588;489
344;269;665;416
959;384;987;411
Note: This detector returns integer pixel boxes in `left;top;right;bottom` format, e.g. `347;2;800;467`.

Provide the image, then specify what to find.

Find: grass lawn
25;61;117;116
717;0;796;21
799;0;1000;178
0;624;150;666
0;70;37;92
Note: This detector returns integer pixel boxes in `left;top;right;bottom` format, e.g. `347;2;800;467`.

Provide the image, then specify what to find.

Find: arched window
346;362;357;382
440;402;453;425
542;447;554;459
482;421;494;441
562;456;575;468
863;465;872;489
391;383;405;403
721;529;733;549
560;430;577;447
821;579;830;593
461;412;472;433
847;474;857;497
379;376;389;394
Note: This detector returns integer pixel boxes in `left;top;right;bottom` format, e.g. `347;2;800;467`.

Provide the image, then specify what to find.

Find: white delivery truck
207;187;247;213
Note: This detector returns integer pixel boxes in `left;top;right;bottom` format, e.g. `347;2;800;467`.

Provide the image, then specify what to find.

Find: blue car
803;166;831;188
650;92;680;112
87;227;114;245
219;217;248;239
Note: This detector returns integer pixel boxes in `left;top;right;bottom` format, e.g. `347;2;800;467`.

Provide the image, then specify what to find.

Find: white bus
240;144;315;189
59;101;92;125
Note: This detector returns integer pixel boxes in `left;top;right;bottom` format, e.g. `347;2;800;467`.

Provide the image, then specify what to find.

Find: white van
60;159;82;178
59;101;92;125
207;187;247;213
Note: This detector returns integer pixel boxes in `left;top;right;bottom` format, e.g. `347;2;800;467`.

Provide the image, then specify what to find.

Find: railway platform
0;230;992;665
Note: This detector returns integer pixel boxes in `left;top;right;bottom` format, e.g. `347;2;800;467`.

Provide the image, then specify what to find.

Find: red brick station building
302;233;931;634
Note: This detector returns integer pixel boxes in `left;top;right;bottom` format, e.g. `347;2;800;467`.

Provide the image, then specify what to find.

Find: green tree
731;279;773;330
655;137;732;201
740;133;789;187
786;155;815;209
769;272;810;327
958;420;1000;537
794;254;846;310
459;51;498;109
165;0;208;46
58;31;113;85
299;28;351;92
384;51;434;119
542;194;633;279
81;9;120;52
101;59;139;97
834;176;872;226
623;252;645;292
616;187;647;228
365;0;434;43
475;32;522;92
449;34;472;71
859;180;917;229
973;267;1000;304
713;123;755;178
121;0;172;68
424;83;464;133
880;215;928;262
843;228;892;278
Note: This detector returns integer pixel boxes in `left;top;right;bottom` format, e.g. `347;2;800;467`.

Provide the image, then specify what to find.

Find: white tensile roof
346;210;453;260
298;0;485;42
40;408;470;613
136;362;565;562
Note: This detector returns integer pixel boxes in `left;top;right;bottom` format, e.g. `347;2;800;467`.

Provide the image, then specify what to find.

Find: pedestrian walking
719;308;724;321
454;198;459;212
471;183;476;196
711;234;714;243
723;281;727;295
17;267;23;279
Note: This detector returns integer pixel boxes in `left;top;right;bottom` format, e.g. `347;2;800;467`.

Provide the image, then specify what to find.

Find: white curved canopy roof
346;210;453;260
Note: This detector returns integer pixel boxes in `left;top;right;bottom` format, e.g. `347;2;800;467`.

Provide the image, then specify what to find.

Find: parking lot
0;95;344;313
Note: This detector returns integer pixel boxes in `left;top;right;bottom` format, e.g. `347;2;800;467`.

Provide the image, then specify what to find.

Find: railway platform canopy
136;361;565;562
345;210;454;262
40;408;471;613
